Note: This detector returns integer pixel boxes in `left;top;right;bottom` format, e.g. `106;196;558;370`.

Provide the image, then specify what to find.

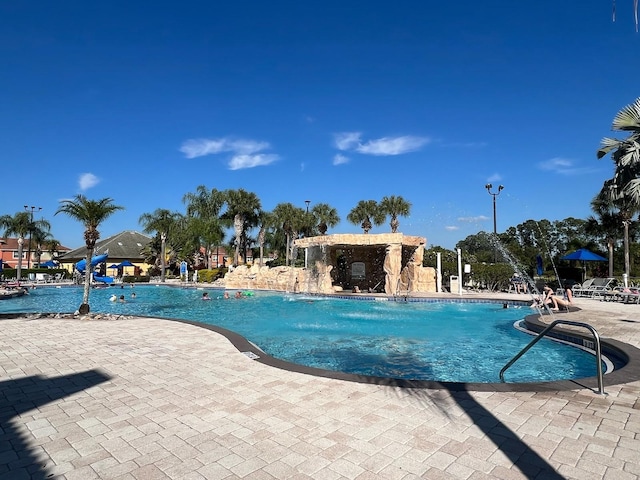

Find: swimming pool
0;285;605;383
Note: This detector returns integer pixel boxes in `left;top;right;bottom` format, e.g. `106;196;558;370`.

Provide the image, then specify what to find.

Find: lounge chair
576;278;616;298
572;279;595;297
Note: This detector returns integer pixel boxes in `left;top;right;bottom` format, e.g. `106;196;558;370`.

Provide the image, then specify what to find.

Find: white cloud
487;173;502;183
181;136;278;170
333;153;349;165
228;154;279;170
334;132;362;151
79;173;99;191
458;215;489;223
357;135;429;156
445;225;460;231
537;157;598;175
538;157;573;171
334;132;429;156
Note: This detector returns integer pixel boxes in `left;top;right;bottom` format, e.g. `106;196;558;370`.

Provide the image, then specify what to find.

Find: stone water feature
224;233;437;295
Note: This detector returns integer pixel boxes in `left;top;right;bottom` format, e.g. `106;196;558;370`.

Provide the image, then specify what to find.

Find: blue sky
1;1;638;250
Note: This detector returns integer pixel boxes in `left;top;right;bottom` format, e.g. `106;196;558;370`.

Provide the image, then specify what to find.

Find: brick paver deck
1;293;639;479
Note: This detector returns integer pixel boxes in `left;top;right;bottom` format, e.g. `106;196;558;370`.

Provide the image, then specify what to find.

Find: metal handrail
500;320;605;395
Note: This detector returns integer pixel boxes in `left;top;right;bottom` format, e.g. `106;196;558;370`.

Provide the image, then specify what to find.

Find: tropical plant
221;189;261;266
0;212;31;281
347;200;385;234
257;210;276;266
139;208;183;282
587;194;626;277
380;195;411;233
182;186;226;269
597;97;640;278
55;195;123;314
272;203;306;266
311;203;340;235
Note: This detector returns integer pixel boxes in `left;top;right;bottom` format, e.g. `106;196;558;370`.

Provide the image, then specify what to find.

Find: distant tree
139;208;183;282
311;203;340;235
221;189;261;266
257;210;276;266
56;195;123;314
0;212;30;281
272;203;306;266
380;195;411;233
347;200;385;234
182;186;226;269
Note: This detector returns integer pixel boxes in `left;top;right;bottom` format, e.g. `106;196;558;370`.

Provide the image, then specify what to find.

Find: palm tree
257;210;276;266
597;97;640;279
587;194;625;277
31;226;53;268
311;203;340;235
221;189;261;266
139;209;182;282
347;200;385;234
0;211;32;281
56;195;123;314
183;186;225;269
380;195;411;233
272;203;306;266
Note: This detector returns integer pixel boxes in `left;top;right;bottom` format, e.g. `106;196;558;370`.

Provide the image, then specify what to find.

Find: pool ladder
394;277;411;300
499;320;605;395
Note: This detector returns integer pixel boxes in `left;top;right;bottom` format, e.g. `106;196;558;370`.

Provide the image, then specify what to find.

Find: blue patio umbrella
40;260;58;268
560;248;607;262
118;260;135;275
560;248;607;282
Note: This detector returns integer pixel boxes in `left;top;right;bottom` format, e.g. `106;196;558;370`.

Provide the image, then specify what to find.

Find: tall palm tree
139;209;182;282
272;203;306;266
347;200;385;234
221;189;261;266
311;203;340;235
587;194;625;277
0;211;32;281
597;97;640;279
56;195;123;314
183;186;225;269
380;195;411;233
257;210;276;266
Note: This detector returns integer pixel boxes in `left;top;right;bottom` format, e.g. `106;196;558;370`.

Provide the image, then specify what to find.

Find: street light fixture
485;184;503;263
24;205;42;269
305;200;310;213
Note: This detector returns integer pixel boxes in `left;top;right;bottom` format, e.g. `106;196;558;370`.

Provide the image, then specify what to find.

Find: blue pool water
0;285;604;383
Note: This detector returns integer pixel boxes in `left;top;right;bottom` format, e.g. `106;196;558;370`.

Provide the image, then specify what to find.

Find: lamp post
24;205;42;269
305;200;310;213
485;184;503;262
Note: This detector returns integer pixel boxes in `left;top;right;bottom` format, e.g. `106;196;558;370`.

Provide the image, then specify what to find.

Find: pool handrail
499;319;605;395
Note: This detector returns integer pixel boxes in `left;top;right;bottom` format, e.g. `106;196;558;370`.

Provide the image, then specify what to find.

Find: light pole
24;205;42;270
305;200;310;213
485;184;503;262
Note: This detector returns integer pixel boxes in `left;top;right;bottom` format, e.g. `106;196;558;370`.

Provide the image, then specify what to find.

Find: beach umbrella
40;260;58;268
560;248;607;281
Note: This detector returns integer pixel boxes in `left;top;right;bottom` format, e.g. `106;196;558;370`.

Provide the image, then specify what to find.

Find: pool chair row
601;286;640;304
572;278;617;298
